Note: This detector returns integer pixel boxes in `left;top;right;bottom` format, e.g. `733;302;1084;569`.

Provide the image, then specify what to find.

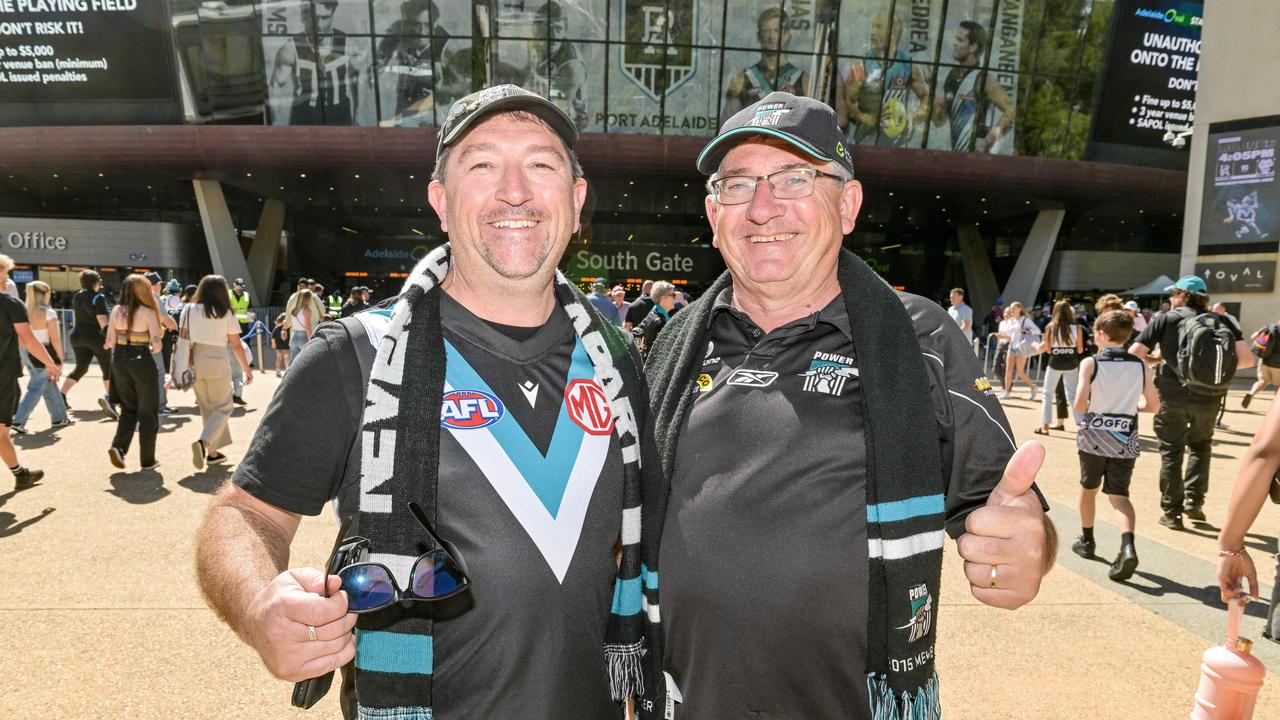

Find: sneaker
98;395;119;420
10;423;27;435
140;460;160;470
159;406;178;415
206;452;228;465
1071;536;1096;558
1216;419;1230;430
50;419;74;429
13;466;43;490
1183;506;1207;522
997;391;1012;399
1158;513;1184;530
191;440;206;470
275;370;282;378
1029;386;1038;401
1243;393;1253;409
108;446;125;469
232;396;247;406
1108;545;1139;582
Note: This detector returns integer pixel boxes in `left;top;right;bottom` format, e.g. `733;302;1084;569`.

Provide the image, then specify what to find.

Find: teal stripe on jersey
442;337;595;517
355;630;433;675
867;494;945;523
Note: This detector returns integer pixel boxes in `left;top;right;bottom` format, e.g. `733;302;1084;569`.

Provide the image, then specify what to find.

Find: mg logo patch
619;0;697;101
441;390;504;430
896;583;933;643
726;368;778;388
565;379;614;436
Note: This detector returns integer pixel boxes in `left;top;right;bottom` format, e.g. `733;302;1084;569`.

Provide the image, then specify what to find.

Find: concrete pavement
1;369;1278;718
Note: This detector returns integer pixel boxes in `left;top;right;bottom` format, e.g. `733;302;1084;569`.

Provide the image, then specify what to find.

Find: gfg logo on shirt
440;390;504;429
565;378;614;436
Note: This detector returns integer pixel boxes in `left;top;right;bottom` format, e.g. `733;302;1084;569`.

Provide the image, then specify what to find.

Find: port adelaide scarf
643;249;947;720
350;244;660;718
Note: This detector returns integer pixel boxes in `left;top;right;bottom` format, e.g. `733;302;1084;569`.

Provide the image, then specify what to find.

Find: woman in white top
183;275;253;469
104;274;164;470
1035;300;1085;434
13;281;71;432
285;288;316;363
997;301;1039;399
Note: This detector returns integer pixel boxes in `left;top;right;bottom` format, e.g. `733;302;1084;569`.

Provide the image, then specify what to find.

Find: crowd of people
949;276;1280;588
5;83;1278;718
0;266;391;478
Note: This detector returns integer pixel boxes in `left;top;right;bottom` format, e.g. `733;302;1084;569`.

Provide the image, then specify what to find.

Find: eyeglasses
710;167;846;205
336;502;471;613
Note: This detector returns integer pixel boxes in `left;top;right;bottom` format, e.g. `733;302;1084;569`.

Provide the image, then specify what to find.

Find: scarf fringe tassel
605;640;646;701
867;672;941;720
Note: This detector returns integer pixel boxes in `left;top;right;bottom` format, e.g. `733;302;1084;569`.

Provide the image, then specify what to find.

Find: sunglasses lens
339;564;396;612
411;551;467;598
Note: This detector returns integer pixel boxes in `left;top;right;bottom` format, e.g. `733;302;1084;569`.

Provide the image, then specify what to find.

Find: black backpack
1172;307;1237;396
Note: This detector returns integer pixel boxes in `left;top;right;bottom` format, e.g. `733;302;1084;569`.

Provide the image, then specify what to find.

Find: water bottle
1192;596;1266;719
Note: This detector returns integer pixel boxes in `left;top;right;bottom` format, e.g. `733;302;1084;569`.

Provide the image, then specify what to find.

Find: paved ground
2;369;1278;718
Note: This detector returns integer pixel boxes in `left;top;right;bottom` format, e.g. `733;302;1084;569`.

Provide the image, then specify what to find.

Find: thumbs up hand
956;441;1057;610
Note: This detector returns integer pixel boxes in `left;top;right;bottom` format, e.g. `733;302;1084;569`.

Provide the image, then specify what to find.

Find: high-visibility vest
327;294;343;316
230;290;251;323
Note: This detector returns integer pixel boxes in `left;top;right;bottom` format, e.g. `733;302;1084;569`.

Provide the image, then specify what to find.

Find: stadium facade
1;0;1273;332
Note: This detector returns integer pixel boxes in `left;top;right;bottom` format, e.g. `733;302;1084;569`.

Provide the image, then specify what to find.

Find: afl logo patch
564;378;614;436
440;390;504;429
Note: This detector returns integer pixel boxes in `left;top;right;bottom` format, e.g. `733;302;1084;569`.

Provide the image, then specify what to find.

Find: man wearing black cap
640;92;1055;719
197;85;659;719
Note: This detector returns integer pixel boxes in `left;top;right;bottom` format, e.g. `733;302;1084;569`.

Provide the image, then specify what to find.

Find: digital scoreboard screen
1087;0;1202;167
1199;122;1280;253
0;0;177;122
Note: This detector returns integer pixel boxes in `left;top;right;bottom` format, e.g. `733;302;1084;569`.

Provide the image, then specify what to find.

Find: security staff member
642;93;1055;719
230;278;252;337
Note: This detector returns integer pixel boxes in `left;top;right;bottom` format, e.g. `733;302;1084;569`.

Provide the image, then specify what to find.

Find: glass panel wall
166;0;1120;159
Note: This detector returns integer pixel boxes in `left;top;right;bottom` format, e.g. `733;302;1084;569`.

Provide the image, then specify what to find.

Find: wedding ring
307;624;318;642
989;565;999;589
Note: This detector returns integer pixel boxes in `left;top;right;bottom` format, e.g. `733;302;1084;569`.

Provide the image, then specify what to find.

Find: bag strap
323;315;376;501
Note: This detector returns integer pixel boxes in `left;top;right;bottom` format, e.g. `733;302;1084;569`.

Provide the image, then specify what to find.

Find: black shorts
0;379;18;426
1079;452;1136;496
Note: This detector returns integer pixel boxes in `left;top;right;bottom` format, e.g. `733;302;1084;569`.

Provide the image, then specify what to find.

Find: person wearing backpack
1130;275;1253;530
1243;321;1280;409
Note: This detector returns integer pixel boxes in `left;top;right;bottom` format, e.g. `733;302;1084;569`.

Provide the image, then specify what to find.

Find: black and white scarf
641;249;946;720
347;244;660;719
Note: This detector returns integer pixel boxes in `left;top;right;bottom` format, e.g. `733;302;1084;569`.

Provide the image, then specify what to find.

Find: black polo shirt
1133;306;1243;404
660;289;1027;719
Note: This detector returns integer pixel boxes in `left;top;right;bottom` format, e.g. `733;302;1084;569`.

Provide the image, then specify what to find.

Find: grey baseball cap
437;84;578;155
697;91;854;177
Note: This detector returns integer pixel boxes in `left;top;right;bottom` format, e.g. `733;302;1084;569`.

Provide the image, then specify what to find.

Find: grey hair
650;280;677;303
705;159;853;199
431;111;583;183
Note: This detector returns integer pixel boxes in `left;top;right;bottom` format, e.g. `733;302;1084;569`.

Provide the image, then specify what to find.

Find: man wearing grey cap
196;85;660;719
640;92;1055;719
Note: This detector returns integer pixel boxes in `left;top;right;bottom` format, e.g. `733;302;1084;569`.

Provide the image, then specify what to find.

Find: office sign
1194;261;1275;293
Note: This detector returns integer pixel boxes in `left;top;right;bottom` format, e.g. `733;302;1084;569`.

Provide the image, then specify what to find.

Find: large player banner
607;0;718;135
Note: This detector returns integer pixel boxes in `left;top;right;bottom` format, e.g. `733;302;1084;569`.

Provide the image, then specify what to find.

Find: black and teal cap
437;84;578;155
696;92;854;177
